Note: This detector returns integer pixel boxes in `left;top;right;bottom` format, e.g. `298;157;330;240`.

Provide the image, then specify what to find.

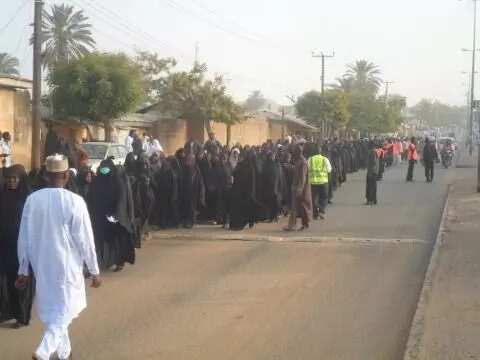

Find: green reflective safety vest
308;155;329;185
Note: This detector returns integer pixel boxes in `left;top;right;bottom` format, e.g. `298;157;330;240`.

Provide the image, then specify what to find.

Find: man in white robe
16;154;102;360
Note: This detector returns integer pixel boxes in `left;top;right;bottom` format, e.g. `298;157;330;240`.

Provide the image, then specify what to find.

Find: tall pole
321;55;325;95
312;51;335;136
31;0;43;170
469;0;477;156
194;41;199;66
384;81;394;100
312;51;335;95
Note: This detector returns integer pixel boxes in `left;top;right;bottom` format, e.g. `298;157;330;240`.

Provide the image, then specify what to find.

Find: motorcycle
441;148;454;168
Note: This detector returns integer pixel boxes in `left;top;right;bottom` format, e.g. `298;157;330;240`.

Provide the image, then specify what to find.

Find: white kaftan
17;188;99;325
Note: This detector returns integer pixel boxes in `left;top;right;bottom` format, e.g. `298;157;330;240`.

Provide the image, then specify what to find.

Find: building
0;75;32;168
42;104;317;157
132;106;316;154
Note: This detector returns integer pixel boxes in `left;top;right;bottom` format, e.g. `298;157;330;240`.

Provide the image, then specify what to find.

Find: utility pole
312;51;335;95
312;51;334;137
470;0;478;156
194;42;199;66
31;0;43;170
384;81;394;100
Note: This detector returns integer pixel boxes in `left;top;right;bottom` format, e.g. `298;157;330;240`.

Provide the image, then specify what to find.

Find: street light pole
469;0;478;156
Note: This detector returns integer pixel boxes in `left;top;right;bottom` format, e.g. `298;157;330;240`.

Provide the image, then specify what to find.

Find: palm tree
331;76;355;92
0;53;20;75
345;60;383;94
39;4;95;68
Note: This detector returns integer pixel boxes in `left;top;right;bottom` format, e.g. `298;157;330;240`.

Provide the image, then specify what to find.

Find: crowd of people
0;129;450;334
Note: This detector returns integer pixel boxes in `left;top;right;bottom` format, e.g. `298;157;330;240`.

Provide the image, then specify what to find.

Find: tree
331;76;355;93
411;99;466;128
347;92;383;135
0;53;19;75
322;90;350;132
39;4;95;68
48;52;144;141
295;90;323;126
345;60;383;95
135;50;177;102
295;89;350;137
244;90;266;111
157;63;243;136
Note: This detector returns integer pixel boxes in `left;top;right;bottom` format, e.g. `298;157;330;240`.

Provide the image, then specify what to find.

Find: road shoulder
404;168;480;360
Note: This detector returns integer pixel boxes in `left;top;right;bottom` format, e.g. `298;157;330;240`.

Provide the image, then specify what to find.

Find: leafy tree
411;99;466;128
345;60;383;95
0;53;19;75
48;52;144;141
135;50;177;102
157;63;243;135
38;4;95;68
295;89;350;136
295;90;323;125
322;90;350;131
244;90;266;111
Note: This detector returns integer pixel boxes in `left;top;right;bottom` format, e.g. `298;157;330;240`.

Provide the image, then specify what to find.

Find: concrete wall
12;91;32;167
0;88;32;168
0;88;14;134
153;119;188;155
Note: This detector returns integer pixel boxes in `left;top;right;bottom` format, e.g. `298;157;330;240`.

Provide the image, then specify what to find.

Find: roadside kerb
402;184;453;360
152;232;428;245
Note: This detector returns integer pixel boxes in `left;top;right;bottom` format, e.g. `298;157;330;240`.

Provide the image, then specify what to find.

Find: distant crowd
0;126;454;329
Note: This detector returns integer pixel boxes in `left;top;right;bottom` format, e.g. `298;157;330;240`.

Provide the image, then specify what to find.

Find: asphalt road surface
0;162;453;360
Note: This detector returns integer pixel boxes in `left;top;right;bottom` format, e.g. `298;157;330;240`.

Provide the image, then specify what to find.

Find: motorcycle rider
440;139;454;168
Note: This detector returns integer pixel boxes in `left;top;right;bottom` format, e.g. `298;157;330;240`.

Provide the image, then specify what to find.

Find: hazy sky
0;0;477;107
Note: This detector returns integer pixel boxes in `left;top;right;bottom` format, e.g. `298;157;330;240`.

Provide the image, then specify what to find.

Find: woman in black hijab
179;154;205;229
229;152;258;231
262;151;283;222
130;153;155;245
0;165;34;328
76;166;94;200
154;156;180;228
88;158;136;271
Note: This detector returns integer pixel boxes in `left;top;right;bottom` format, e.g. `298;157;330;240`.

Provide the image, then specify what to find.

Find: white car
80;142;129;173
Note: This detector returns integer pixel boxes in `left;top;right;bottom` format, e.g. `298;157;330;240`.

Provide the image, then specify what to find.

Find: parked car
80;142;128;173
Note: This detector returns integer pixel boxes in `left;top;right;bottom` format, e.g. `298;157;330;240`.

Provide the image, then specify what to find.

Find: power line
186;0;263;41
14;12;32;54
69;0;188;59
50;0;293;99
159;0;258;42
80;0;191;59
0;0;30;35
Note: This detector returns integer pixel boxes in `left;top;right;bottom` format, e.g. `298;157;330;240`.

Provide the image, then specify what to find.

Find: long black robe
179;156;205;228
76;167;93;200
262;157;283;222
130;156;155;246
154;158;180;229
229;158;257;230
88;161;136;270
197;156;218;222
0;167;34;325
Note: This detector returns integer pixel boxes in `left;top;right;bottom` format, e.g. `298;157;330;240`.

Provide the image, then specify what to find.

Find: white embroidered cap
45;154;69;173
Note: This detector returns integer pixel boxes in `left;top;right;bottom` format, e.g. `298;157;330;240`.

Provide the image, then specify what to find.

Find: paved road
0;162;453;360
